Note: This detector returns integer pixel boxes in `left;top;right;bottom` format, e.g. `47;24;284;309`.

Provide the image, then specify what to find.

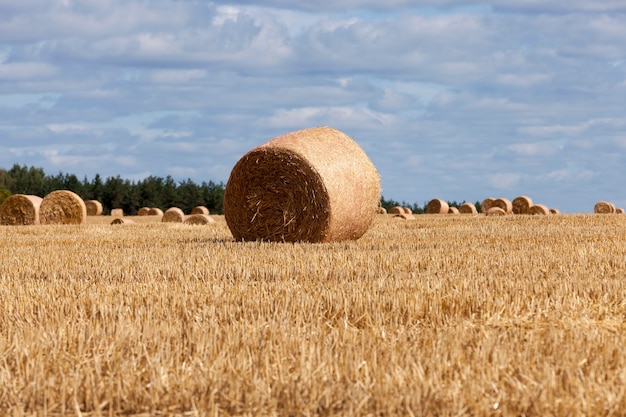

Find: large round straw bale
147;208;164;216
426;199;449;214
184;213;215;225
111;218;135;225
486;207;506;216
110;208;124;217
191;206;210;215
458;202;477;214
376;206;387;214
448;206;460;214
493;198;512;214
389;206;404;215
223;126;380;243
0;194;43;225
550;208;561;215
512;196;533;215
529;204;550;215
594;201;615;214
85;200;103;216
40;190;86;225
137;207;151;216
162;207;185;223
481;198;495;214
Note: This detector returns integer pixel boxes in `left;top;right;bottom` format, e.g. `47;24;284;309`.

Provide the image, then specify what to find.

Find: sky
1;1;625;213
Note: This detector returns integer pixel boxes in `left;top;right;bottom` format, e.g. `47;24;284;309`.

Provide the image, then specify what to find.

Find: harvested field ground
1;214;626;416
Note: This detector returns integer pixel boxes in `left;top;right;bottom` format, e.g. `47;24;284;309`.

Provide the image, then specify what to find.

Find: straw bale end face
0;194;43;225
224;126;380;243
40;190;86;225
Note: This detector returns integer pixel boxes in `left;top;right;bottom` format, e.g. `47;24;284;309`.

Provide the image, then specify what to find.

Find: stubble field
1;213;626;416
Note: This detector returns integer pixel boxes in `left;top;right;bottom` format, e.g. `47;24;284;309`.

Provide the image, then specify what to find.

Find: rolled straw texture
617;208;624;214
85;200;103;216
550;208;561;215
393;213;414;220
403;207;412;214
191;206;210;215
512;196;533;215
376;207;387;214
426;199;449;214
486;207;506;216
529;204;550;215
148;208;164;216
0;194;43;225
388;206;404;215
224;126;380;243
137;207;151;216
448;207;460;214
493;198;512;214
110;208;124;217
458;202;477;214
111;218;135;225
40;190;86;225
481;198;495;214
184;213;215;225
162;207;185;223
594;201;615;214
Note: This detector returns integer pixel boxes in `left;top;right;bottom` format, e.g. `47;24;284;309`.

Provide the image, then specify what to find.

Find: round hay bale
388;206;404;215
594;201;615;214
458;202;477;214
191;206;210;215
111;218;135;225
223;126;380;242
403;207;412;214
529;204;550;215
0;194;43;225
448;206;460;214
85;200;103;216
40;190;86;225
162;207;185;223
549;208;561;215
485;207;506;216
493;198;512;214
426;199;449;214
376;206;387;214
393;213;414;220
512;196;533;215
110;208;124;217
616;208;624;214
481;197;495;214
147;208;164;216
184;213;215;225
137;207;151;216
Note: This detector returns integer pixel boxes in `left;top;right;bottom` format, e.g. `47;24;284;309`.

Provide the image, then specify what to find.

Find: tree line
0;164;480;215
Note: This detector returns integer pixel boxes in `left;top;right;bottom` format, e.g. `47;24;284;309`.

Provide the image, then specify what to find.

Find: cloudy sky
1;1;625;213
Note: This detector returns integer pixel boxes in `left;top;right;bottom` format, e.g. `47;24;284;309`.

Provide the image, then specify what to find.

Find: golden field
1;213;626;416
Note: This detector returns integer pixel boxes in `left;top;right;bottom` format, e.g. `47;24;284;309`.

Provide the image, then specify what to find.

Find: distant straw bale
550;208;561;215
493;198;512;214
40;190;86;225
376;207;387;214
393;213;415;220
85;200;103;216
617;208;624;214
403;207;413;214
529;204;550;215
137;207;150;216
111;218;135;225
459;202;478;214
147;208;164;216
110;208;124;217
481;198;495;214
448;207;460;214
162;207;185;223
184;213;215;225
0;194;43;226
191;206;210;215
512;196;533;215
594;201;615;214
223;126;380;243
426;199;449;214
389;206;404;215
486;207;506;216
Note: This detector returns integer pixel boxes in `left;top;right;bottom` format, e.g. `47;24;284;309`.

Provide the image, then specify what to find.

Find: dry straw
426;199;449;214
481;197;495;214
111;218;135;225
0;194;43;225
493;198;512;214
137;207;151;216
147;208;164;216
162;207;185;223
512;196;533;214
85;200;103;216
486;207;507;216
40;190;86;225
459;202;477;214
191;206;210;215
388;206;404;215
184;213;215;225
594;201;616;214
448;207;460;214
110;208;124;217
223;126;380;243
376;207;387;214
529;204;550;215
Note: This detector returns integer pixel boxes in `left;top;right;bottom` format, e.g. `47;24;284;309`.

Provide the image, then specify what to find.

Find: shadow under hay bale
0;194;43;226
40;190;86;225
224;126;380;243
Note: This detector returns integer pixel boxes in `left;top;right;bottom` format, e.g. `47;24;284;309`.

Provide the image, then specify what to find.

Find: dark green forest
0;164;479;215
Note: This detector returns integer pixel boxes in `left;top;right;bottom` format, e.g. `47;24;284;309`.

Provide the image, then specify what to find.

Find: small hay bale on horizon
223;126;380;243
448;207;459;214
393;213;415;220
458;202;478;214
529;204;550;215
481;198;495;214
191;206;210;215
486;207;507;216
111;218;135;225
512;196;533;215
550;208;561;214
0;194;43;226
594;201;616;214
426;199;449;214
403;207;413;214
85;200;103;216
162;207;185;223
184;213;215;225
40;190;86;225
137;207;151;216
110;208;124;217
147;208;164;216
493;198;513;214
388;206;404;215
376;207;387;214
617;208;625;214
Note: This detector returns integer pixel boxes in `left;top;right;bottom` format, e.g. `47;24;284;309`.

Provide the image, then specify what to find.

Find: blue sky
1;1;625;213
